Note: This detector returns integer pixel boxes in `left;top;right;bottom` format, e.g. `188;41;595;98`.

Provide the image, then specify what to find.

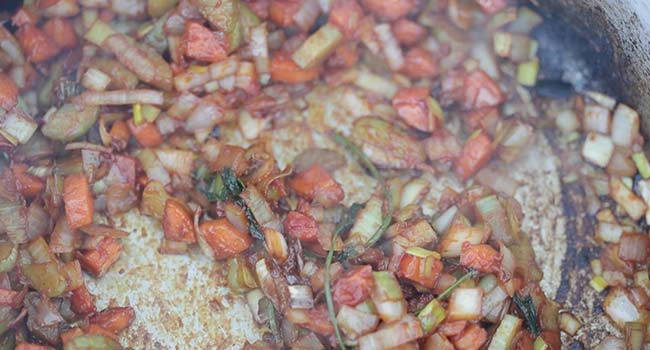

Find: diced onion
558;312;582;336
625;322;645;350
264;228;288;263
584;105;611;134
603;287;641;328
371;271;406;322
82;68;112;91
595;336;625;350
448;287;483;321
618;234;649;262
357;314;424;350
288;285;314;309
374;24;404;71
246;289;269;324
596;222;624;243
292;24;343;70
611;104;639;148
337;305;379;340
73;90;164;106
582;133;614;168
609;177;647;220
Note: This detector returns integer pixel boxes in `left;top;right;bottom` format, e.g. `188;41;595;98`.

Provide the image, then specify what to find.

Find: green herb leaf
331;133;393;249
436;269;477;301
235;197;265;241
513;294;541;336
221;168;244;197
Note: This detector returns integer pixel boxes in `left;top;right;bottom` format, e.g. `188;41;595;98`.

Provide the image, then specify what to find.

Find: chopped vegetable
513;294;540;336
63;174;94;230
292;24;343;69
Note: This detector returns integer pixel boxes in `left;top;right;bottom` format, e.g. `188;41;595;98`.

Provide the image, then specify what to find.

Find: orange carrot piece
0;73;19;110
269;0;301;27
333;265;374;306
329;0;364;38
63;173;94;230
183;20;228;63
270;52;321;83
327;42;359;68
283;211;319;243
462;69;505;111
402;47;438;78
90;307;135;334
77;237;122;277
361;0;415;21
391;18;426;46
12;164;44;198
16;25;60;63
288;163;344;207
392;86;438;132
70;284;96;316
15;343;55;350
0;288;26;308
42;18;77;49
453;130;495;181
452;323;488;350
459;242;502;275
109;119;131;143
163;199;196;243
399;253;444;289
127;119;163;147
199;218;252;259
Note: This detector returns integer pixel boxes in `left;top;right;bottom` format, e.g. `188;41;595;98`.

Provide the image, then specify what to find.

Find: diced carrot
15;343;55;350
452;323;488;350
392;86;438;132
42;18;78;49
333;265;374;306
269;0;301;27
453;130;495;181
85;324;119;341
70;284;96;315
399;253;443;289
212;144;247;174
462;69;505;111
12;164;44;198
283;211;319;242
361;0;415;21
0;73;19;110
327;42;359;68
60;327;84;346
438;320;467;337
464;107;499;134
183;20;228;63
77;237;123;277
289;163;344;207
109;119;131;144
270;52;321;83
303;305;335;335
329;0;364;38
424;129;462;163
163;199;196;243
63;173;94;230
0;288;26;308
514;330;534;350
11;8;37;28
402;47;438;78
98;9;115;23
39;0;62;8
476;0;507;14
247;0;270;19
16;25;60;63
199;218;252;259
459;242;502;275
127;119;163;147
90;307;135;334
540;330;561;350
63;260;84;290
391;18;427;46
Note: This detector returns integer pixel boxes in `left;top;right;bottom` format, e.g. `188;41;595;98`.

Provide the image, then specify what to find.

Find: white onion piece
111;0;146;18
264;228;288;263
399;179;429;209
154;149;195;177
475;168;519;198
184;100;223;132
555;109;580;133
432;206;458;234
209;57;239;80
611;103;639;148
603;287;641;328
250;25;270;85
337;305;380;340
595;222;624;243
582;132;614;168
618;234;649;262
481;285;508;323
610;177;647;221
80;0;109;7
357;314;424;350
293;0;320;32
174;69;212;92
288;285;314;309
374;23;404;71
246;289;269;324
240;186;282;232
438;225;485;258
82;68;112;91
583;105;611;134
72;90;164;105
448;287;483;321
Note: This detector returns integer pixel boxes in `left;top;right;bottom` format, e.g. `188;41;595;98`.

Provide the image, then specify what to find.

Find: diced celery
372;271;403;301
405;247;441;259
517;59;539;87
417;298;446;334
85;20;116;46
132;103;143;126
493;32;512;57
147;0;179;17
590;275;608;292
22;262;67;297
632;152;650;179
292;24;344;69
533;336;549;350
142;104;161;123
488;314;523;350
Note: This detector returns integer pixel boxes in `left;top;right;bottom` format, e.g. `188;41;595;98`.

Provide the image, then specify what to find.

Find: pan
0;0;648;349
